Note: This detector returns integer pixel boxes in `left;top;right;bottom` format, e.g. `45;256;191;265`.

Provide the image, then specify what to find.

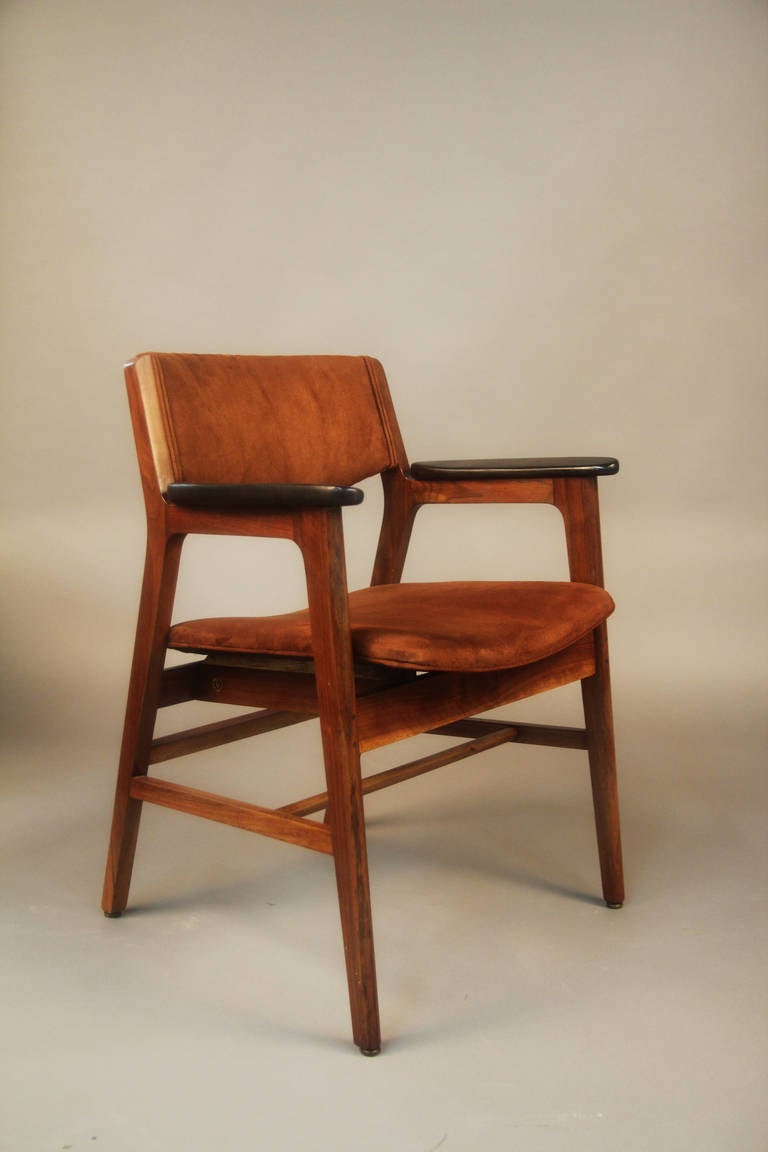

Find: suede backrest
129;352;405;490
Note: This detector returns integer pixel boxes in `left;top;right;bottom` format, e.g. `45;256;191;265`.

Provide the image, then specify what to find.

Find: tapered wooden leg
553;478;624;908
323;731;381;1054
102;532;184;917
582;626;624;908
296;509;381;1055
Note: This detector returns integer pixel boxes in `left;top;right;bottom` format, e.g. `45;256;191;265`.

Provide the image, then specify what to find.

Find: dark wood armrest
410;457;619;481
165;482;364;509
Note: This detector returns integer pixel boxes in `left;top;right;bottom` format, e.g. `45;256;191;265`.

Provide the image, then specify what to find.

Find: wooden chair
102;353;623;1055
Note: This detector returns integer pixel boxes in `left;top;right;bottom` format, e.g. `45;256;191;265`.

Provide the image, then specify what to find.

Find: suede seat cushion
168;581;613;673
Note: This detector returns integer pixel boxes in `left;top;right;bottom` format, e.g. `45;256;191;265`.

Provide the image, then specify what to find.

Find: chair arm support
165;482;364;509
372;462;615;586
410;457;619;481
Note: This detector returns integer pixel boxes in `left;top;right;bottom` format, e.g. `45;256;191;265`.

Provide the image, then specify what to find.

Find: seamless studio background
2;2;767;1150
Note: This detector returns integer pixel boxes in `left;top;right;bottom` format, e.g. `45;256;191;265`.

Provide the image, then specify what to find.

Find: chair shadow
121;793;616;919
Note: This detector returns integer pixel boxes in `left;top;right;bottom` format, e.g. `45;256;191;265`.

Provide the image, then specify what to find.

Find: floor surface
2;691;766;1151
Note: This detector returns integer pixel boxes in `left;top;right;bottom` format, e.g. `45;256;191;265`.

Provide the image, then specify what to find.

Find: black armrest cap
410;457;619;481
165;482;364;509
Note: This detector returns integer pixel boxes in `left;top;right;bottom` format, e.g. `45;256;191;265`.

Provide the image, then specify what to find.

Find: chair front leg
553;478;624;907
581;626;624;907
295;509;381;1054
102;530;184;917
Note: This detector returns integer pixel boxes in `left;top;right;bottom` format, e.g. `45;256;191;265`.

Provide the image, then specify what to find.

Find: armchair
102;353;623;1055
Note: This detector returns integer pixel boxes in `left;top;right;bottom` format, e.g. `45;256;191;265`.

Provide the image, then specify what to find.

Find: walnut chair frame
102;353;623;1056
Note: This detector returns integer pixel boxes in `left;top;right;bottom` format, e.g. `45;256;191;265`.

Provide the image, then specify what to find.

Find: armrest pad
410;457;619;481
165;482;364;509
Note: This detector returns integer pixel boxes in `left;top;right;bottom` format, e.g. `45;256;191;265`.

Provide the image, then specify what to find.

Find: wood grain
129;776;332;854
357;636;595;752
149;708;313;765
280;727;518;818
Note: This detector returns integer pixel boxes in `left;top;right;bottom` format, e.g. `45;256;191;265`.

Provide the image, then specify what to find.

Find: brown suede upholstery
169;581;614;673
151;353;401;486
